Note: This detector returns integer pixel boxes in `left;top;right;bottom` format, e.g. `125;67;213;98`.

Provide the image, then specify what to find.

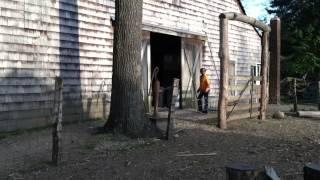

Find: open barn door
181;39;203;108
141;31;151;112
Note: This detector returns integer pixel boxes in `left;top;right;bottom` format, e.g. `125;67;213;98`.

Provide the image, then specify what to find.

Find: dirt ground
1;104;320;180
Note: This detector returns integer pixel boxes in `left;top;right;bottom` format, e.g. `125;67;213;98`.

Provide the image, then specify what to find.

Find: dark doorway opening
151;32;181;107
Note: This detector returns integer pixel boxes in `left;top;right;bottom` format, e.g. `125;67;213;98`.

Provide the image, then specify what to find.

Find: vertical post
250;74;254;118
318;81;320;110
52;77;63;166
152;67;160;117
218;15;229;129
166;79;180;140
269;16;281;104
293;78;298;112
260;32;269;120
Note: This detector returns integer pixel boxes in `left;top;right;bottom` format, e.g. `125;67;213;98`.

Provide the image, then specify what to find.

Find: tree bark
104;0;158;137
218;16;229;129
260;32;269;120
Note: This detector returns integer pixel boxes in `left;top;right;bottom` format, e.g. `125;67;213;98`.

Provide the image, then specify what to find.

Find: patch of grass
0;118;106;140
82;143;96;150
0;125;52;140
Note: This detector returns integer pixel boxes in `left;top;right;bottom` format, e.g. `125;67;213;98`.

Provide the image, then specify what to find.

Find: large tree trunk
104;0;158;137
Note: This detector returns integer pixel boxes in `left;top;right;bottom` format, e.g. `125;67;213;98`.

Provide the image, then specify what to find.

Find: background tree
104;0;159;137
268;0;320;80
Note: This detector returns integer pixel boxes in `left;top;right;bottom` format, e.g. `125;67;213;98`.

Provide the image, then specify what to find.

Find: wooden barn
0;0;262;131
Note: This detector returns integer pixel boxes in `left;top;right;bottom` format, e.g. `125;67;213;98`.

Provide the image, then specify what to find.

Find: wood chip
176;152;217;157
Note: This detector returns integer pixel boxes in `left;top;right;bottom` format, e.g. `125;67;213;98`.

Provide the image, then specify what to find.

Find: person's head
200;68;206;75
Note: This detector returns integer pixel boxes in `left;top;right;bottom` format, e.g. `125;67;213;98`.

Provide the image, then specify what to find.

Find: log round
226;163;259;180
304;163;320;180
298;111;320;118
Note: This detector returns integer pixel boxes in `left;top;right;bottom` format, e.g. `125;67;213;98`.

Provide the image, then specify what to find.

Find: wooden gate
141;32;151;111
227;75;261;122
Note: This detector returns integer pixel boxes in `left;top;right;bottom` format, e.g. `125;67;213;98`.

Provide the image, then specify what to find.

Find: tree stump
226;163;259;180
304;163;320;180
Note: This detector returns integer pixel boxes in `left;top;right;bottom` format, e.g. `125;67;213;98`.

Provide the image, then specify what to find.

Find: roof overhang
142;22;206;40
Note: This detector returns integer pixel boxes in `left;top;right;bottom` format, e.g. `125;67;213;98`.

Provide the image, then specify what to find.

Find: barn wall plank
0;0;261;131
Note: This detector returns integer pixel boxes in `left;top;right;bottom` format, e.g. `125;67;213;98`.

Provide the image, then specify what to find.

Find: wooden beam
227;104;260;112
298;111;320;118
260;32;269;120
229;76;261;81
228;95;260;102
229;84;260;91
220;13;271;32
218;16;229;129
228;112;260;122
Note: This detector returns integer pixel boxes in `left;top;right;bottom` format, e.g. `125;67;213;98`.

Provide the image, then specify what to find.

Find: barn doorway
150;32;182;108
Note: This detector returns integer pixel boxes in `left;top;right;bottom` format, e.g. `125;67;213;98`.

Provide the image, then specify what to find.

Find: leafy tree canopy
268;0;320;80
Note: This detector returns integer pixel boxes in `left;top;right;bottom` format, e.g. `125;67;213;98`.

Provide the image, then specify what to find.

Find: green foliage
268;0;320;80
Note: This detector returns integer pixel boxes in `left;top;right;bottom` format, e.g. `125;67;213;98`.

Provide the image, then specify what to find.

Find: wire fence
281;78;320;111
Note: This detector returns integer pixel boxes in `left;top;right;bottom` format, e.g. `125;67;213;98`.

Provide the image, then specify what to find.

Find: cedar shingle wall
0;0;261;131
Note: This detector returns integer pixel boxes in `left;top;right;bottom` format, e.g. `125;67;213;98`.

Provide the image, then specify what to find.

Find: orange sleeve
205;76;210;89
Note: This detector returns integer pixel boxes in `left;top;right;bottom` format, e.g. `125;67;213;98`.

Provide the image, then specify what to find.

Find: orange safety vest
199;74;210;92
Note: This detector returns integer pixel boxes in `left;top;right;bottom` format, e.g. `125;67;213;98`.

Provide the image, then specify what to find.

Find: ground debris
176;152;217;157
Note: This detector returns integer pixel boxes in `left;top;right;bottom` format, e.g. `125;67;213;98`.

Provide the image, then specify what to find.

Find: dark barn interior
150;32;181;107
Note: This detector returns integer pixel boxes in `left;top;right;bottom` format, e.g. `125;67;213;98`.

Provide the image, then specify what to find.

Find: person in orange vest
197;68;210;113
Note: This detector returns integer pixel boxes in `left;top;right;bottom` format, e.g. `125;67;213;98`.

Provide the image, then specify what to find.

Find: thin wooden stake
318;81;320;110
52;77;63;166
293;78;298;112
250;74;254;118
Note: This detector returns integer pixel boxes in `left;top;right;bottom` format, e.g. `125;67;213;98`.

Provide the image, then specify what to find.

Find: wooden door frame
218;12;271;129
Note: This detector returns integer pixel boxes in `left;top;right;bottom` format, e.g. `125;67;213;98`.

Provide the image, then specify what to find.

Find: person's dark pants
198;91;209;113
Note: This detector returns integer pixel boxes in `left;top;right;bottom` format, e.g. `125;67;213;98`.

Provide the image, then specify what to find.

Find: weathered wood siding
0;0;113;131
143;0;262;108
0;0;261;131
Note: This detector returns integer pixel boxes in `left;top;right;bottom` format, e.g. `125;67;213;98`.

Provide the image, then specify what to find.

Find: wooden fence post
218;15;229;129
166;78;180;140
293;78;298;112
250;74;254;118
52;77;63;166
269;16;281;104
318;81;320;110
260;32;269;120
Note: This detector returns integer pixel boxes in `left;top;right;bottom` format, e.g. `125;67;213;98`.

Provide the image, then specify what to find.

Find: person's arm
205;77;210;93
197;76;201;92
